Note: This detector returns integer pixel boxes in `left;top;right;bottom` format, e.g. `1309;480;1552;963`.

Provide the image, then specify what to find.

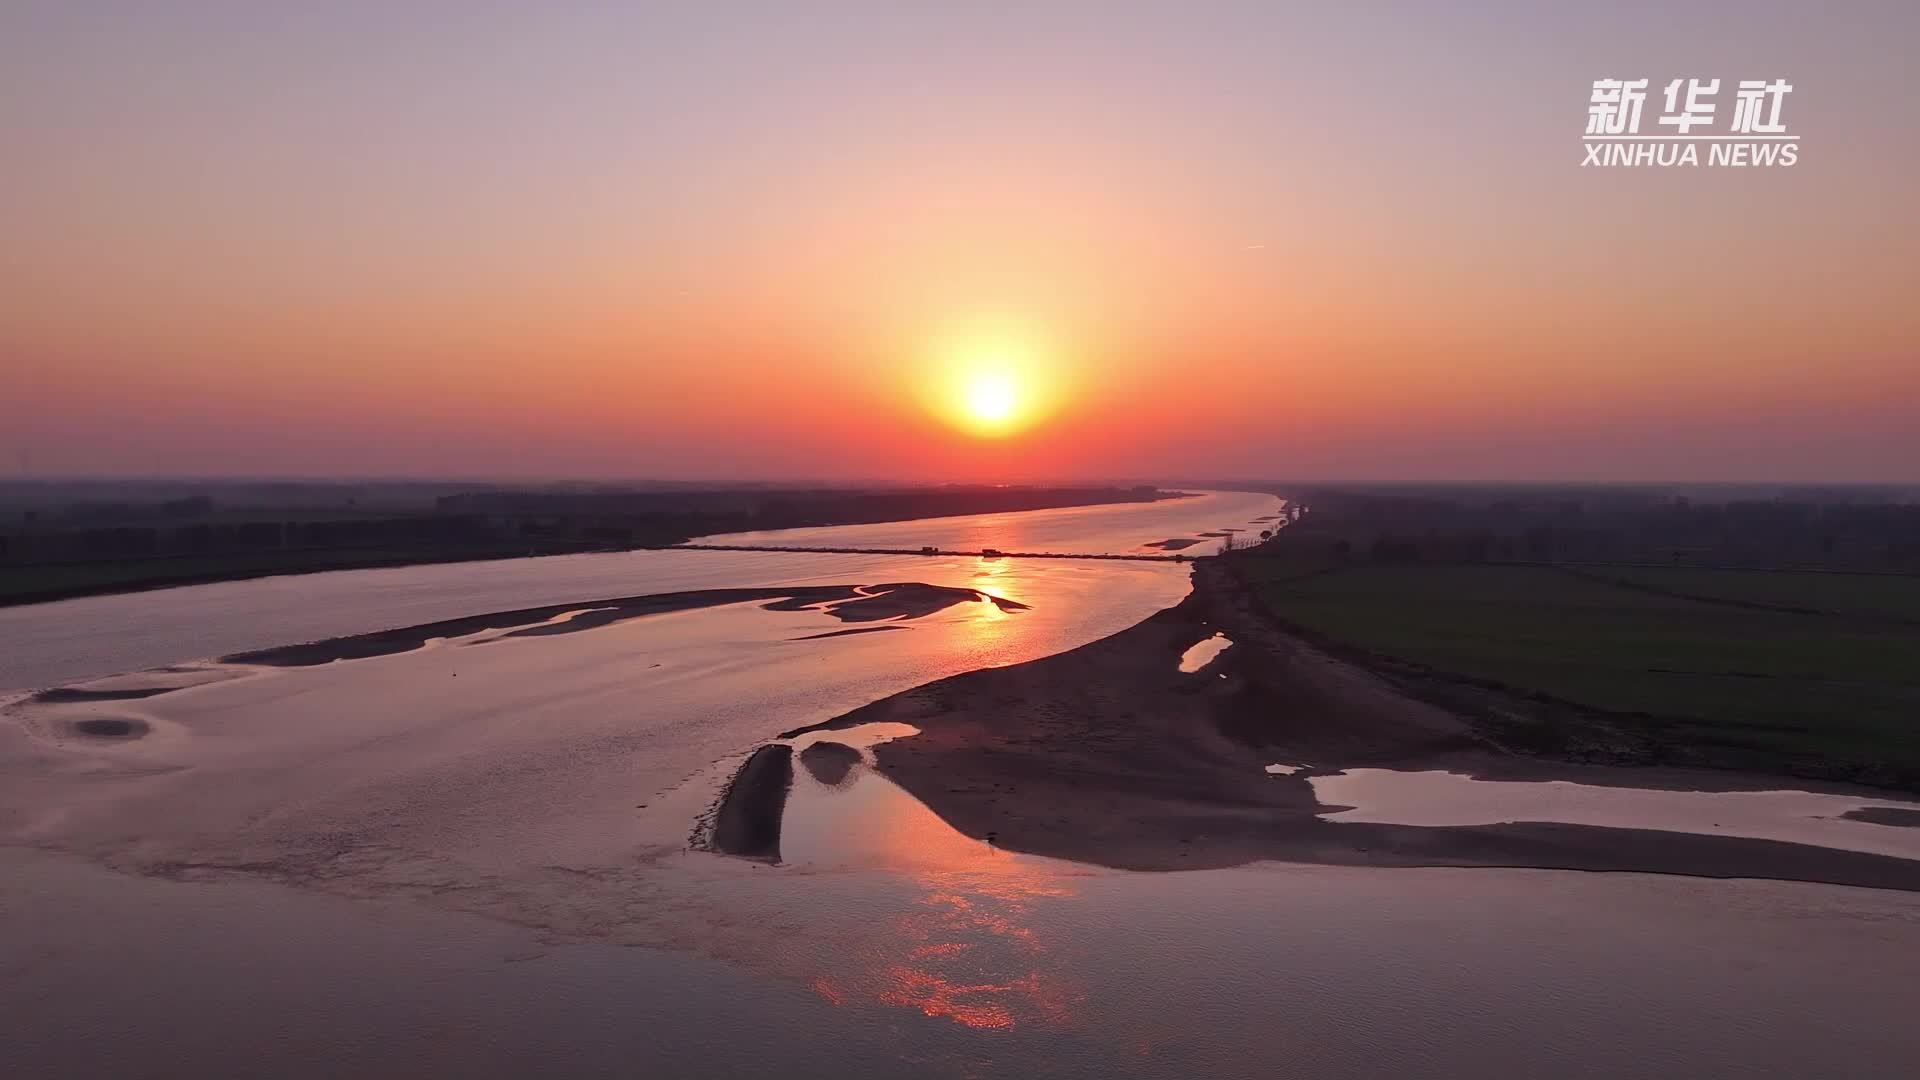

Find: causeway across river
671;543;1191;562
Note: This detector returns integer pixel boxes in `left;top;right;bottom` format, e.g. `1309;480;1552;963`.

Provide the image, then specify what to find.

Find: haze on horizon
3;1;1916;484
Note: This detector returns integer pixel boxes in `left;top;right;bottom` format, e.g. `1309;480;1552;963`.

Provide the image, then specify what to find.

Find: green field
1232;560;1920;783
1577;565;1920;623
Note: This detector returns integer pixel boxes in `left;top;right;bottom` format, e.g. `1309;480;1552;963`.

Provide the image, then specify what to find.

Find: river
3;489;1918;1079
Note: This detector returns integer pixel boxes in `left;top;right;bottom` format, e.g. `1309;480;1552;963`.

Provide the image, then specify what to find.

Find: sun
920;324;1059;438
964;372;1019;427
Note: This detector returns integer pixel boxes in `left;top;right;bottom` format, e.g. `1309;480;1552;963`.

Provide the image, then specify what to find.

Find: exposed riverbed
5;490;1920;1078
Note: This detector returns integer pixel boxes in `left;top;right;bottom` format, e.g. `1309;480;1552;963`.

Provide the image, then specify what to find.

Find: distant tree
1370;534;1418;562
159;495;214;518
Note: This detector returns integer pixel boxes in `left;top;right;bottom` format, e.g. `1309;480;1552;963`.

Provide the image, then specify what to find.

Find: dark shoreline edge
16;582;1023;698
1220;560;1920;792
769;560;1920;891
0;490;1198;610
218;582;1022;668
1845;807;1920;828
709;745;794;860
0;547;560;610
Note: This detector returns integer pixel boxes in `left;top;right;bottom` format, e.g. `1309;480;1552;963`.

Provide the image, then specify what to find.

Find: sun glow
964;372;1020;428
924;326;1060;439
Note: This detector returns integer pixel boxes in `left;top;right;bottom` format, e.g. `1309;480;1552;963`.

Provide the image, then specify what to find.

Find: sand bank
710;745;794;859
799;740;862;786
1847;807;1920;828
218;582;1023;667
774;563;1920;890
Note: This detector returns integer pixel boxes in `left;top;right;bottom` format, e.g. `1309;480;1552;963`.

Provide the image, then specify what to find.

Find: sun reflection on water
866;866;1082;1030
808;859;1083;1031
970;555;1018;599
782;726;1084;1030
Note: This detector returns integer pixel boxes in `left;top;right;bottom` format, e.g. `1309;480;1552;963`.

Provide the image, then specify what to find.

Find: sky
3;1;1916;483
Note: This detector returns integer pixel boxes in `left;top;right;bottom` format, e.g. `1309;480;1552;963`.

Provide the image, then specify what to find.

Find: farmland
1232;492;1920;789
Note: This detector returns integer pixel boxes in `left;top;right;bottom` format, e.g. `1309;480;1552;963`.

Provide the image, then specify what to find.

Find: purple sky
3;1;1916;481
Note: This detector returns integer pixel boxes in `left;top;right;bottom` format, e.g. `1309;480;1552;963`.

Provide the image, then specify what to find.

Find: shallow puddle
1313;768;1920;861
1177;632;1231;673
780;722;1012;871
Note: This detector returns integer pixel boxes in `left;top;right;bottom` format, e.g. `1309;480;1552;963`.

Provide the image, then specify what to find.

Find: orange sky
3;3;1916;481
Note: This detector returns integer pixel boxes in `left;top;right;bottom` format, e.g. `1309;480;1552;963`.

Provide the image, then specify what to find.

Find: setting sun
964;372;1019;428
921;324;1065;440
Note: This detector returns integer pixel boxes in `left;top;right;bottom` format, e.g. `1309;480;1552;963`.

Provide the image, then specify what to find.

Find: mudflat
222;582;1025;667
779;563;1920;891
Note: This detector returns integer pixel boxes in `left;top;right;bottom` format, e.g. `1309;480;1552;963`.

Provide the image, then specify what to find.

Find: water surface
0;490;1278;690
1315;768;1920;861
6;488;1920;1078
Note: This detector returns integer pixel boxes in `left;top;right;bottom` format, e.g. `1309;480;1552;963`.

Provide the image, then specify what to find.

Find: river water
3;490;1919;1079
0;490;1269;691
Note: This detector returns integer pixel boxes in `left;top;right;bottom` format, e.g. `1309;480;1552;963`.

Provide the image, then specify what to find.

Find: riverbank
780;561;1920;891
0;543;607;610
1227;557;1920;790
213;582;1024;668
0;486;1194;609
